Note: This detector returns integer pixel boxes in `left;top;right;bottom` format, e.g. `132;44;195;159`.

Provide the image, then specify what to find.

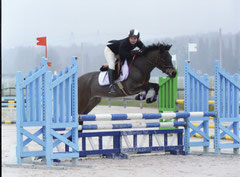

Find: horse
78;43;177;115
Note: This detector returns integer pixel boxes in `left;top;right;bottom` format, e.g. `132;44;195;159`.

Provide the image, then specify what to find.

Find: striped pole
78;121;186;130
79;112;216;121
176;99;240;105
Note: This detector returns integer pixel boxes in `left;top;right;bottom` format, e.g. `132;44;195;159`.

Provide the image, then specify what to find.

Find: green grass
98;98;240;113
99;98;158;108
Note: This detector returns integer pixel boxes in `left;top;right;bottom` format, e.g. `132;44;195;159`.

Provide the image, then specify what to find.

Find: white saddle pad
98;60;129;86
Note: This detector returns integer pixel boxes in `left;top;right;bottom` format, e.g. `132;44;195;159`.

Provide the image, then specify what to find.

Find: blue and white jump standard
79;112;215;130
214;61;240;154
184;60;211;153
184;60;240;154
16;57;79;167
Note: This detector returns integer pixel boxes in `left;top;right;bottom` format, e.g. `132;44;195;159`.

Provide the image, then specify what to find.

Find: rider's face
129;37;138;45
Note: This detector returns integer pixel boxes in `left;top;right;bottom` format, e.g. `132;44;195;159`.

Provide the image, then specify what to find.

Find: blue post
233;74;240;154
203;74;209;153
71;56;79;164
184;60;190;154
45;71;53;166
214;61;221;154
16;72;23;164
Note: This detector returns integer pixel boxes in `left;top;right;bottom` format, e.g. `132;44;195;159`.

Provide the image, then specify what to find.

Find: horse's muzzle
166;68;177;78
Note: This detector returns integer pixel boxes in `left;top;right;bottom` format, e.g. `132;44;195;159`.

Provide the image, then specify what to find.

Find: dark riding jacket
107;37;145;61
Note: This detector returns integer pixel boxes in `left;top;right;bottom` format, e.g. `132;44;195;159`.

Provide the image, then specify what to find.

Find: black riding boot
108;69;116;93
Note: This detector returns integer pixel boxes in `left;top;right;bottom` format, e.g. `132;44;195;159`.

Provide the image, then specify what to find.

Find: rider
104;29;145;93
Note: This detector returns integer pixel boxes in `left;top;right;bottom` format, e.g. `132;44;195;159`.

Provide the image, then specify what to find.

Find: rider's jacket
107;37;145;61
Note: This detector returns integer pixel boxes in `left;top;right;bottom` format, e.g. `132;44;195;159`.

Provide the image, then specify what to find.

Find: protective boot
108;69;116;93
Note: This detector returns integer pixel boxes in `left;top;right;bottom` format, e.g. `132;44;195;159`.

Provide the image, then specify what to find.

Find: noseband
165;66;175;72
157;61;175;74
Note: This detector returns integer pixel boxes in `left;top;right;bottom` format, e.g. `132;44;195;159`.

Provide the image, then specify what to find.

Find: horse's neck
133;51;157;74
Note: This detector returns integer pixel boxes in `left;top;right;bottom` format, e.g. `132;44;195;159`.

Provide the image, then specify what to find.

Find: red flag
36;37;47;46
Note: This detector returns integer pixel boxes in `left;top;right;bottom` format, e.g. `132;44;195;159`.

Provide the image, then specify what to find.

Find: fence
16;57;79;166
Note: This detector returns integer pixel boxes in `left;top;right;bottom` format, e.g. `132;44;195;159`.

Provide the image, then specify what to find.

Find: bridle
157;57;175;74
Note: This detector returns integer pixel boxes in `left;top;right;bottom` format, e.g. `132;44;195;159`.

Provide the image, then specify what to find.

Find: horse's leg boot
146;94;157;103
135;91;147;100
108;69;116;93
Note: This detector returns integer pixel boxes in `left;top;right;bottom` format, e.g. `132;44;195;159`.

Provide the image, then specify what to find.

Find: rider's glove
131;50;141;55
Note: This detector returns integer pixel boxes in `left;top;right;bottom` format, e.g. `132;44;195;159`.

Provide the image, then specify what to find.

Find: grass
99;98;240;113
99;98;158;108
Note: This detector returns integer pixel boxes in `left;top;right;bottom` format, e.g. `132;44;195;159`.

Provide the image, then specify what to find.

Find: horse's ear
159;43;172;53
165;45;172;51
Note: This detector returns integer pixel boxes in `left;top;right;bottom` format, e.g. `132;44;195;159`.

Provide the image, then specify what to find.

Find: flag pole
36;36;47;59
45;45;47;59
188;43;197;64
219;28;222;67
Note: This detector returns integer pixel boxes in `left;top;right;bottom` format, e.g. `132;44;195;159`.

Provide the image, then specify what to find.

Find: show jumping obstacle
73;112;214;158
16;57;79;166
16;57;239;167
158;60;240;154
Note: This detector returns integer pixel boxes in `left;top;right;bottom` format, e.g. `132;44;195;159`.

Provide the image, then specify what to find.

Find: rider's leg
104;47;117;93
107;69;116;93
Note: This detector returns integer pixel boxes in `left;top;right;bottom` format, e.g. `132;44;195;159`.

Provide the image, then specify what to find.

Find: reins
128;55;136;73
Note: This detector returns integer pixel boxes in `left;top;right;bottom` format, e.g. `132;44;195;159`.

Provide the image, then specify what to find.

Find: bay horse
78;43;177;115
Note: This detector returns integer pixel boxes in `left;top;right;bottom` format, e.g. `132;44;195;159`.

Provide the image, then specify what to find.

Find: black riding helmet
128;29;140;39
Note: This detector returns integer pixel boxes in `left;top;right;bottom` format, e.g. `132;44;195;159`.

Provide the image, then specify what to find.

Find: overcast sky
2;0;240;49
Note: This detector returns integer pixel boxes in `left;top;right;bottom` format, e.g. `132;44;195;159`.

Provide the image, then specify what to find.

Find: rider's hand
131;50;141;55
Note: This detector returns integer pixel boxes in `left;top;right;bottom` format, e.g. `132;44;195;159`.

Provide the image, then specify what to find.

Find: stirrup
108;84;116;93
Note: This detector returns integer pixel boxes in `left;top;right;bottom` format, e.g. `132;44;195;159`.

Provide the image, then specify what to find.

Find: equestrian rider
104;29;145;93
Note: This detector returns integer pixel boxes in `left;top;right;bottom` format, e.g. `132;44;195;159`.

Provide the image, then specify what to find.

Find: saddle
98;54;138;96
99;57;123;80
100;50;141;79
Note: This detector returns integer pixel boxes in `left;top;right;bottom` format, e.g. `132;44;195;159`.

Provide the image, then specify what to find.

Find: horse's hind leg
78;97;101;129
82;97;102;114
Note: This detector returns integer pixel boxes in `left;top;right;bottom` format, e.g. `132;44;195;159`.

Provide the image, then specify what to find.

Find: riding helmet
128;29;140;38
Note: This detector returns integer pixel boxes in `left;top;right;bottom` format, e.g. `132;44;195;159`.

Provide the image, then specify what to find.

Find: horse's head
141;43;177;78
155;44;177;78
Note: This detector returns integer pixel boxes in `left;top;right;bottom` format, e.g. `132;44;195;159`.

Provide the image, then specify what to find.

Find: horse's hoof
78;116;83;125
146;97;157;103
135;94;146;100
146;98;152;103
135;94;141;100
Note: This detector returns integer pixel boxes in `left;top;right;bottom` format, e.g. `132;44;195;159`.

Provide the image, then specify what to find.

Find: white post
219;28;222;67
188;43;197;63
172;54;177;68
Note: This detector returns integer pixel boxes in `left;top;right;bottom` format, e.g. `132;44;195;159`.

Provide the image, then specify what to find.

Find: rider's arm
119;42;133;60
137;40;145;50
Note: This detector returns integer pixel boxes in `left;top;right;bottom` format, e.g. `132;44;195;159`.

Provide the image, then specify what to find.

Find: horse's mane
142;43;171;56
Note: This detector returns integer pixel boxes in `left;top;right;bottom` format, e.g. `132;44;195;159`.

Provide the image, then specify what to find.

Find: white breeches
104;46;116;70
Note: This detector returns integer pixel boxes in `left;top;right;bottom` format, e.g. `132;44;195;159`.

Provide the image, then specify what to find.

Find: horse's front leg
146;82;159;103
135;84;150;101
